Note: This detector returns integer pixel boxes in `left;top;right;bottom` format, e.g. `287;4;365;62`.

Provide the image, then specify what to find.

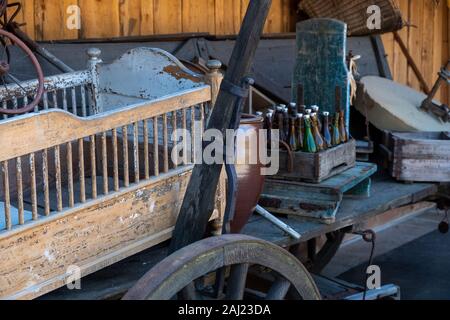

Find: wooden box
276;139;356;183
384;132;450;182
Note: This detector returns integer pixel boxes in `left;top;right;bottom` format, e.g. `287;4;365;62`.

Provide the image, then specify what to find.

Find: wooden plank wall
381;0;449;104
12;0;296;39
9;0;449;103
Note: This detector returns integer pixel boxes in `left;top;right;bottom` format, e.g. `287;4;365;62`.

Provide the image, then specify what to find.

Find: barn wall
12;0;296;40
381;0;449;104
10;0;449;103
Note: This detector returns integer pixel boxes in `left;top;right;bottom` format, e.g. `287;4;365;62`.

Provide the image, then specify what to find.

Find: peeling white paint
44;250;55;262
149;200;156;214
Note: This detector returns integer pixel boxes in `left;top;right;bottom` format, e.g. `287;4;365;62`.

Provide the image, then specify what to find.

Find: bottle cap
323;111;330;116
290;102;297;107
312;105;320;112
306;109;312;114
280;104;286;109
256;111;263;116
296;113;304;118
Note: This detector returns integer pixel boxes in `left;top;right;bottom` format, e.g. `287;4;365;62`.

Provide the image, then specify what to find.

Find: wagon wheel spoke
265;277;291;300
5;73;27;94
180;282;203;300
226;263;249;300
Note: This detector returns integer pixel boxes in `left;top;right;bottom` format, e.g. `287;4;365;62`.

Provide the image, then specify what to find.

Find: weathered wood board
0;167;223;300
245;176;438;246
262;162;377;222
387;132;450;182
292;19;350;127
277;140;356;183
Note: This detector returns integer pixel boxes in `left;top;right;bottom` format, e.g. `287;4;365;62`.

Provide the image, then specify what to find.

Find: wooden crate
385;132;450;182
276;139;356;183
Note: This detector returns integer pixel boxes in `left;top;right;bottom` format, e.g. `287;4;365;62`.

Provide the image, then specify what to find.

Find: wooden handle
170;0;273;253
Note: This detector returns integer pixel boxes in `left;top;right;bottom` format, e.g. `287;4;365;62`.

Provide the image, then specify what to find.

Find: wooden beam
169;0;272;253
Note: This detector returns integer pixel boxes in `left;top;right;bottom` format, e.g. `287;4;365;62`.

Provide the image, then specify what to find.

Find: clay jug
230;114;266;233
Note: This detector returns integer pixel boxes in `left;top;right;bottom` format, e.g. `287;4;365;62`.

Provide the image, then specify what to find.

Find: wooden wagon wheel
0;29;44;115
123;235;321;300
306;229;347;274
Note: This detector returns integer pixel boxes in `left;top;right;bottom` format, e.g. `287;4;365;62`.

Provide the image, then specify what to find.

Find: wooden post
169;0;272;253
87;48;102;114
205;60;223;107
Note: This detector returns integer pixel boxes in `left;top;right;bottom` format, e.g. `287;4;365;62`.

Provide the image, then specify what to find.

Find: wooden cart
0;45;439;302
0;47;226;299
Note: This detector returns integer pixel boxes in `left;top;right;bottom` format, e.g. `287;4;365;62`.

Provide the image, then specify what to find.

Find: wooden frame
0;48;225;299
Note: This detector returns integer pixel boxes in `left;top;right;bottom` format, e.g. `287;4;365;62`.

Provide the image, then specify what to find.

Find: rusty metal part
0;29;44;115
420;60;450;123
123;234;321;300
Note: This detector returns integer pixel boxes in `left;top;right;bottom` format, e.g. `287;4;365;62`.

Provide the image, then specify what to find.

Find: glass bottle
277;109;286;142
288;117;298;152
303;115;317;153
311;106;322;132
298;105;307;114
322;111;332;148
272;106;282;130
282;107;289;141
332;113;341;146
311;113;325;151
295;113;304;151
264;111;273;144
288;102;298;117
339;110;348;143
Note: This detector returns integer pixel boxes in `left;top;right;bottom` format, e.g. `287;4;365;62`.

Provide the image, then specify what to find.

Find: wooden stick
133;122;140;183
2;161;11;230
55;146;63;212
16;156;24;224
30;153;38;219
67;142;75;208
42;149;50;215
163;114;169;173
102;132;109;195
143;120;150;179
153;117;159;177
112;128;120;191
122;126;129;187
90;135;97;199
78;139;86;203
